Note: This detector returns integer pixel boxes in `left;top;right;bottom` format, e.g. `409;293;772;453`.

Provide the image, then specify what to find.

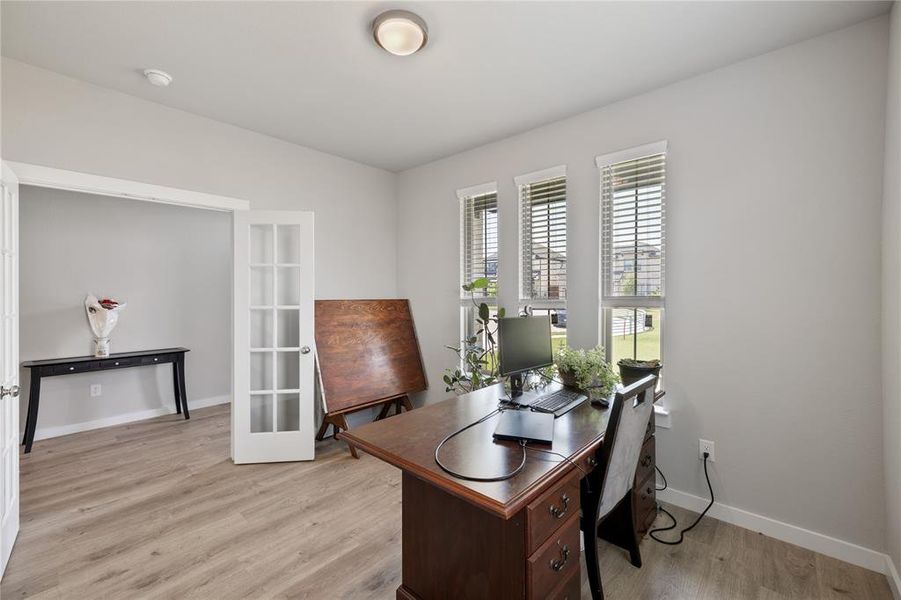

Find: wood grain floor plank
1;404;892;599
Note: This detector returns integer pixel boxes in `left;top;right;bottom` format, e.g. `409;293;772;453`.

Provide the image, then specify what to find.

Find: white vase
94;337;110;358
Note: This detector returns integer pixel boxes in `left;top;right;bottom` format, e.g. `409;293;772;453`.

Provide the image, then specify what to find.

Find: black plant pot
618;361;662;387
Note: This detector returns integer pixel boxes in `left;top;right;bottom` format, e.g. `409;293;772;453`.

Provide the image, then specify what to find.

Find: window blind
460;191;498;299
520;176;567;303
601;152;666;306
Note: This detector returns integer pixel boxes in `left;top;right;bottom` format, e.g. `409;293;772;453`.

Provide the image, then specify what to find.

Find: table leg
23;372;41;453
172;361;182;414
177;355;190;420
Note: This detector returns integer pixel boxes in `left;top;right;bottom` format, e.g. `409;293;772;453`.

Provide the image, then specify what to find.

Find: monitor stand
509;373;525;398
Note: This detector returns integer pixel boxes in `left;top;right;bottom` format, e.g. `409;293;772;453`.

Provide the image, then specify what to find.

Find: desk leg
23;372;41;454
177;355;190;420
172;361;182;415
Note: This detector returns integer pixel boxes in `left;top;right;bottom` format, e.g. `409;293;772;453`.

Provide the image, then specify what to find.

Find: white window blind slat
460;191;498;300
601;153;666;305
520;175;567;303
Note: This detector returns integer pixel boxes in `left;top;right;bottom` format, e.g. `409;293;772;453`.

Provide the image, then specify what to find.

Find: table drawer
140;354;172;366
526;473;580;554
527;513;580;600
547;570;580;600
51;361;100;375
633;435;655;488
100;356;141;370
634;473;657;536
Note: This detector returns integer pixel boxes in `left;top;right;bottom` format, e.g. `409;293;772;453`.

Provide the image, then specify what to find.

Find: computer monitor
498;316;553;396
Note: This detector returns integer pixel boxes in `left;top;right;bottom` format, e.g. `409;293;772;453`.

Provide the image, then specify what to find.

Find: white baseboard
31;395;230;441
886;554;901;600
658;487;890;575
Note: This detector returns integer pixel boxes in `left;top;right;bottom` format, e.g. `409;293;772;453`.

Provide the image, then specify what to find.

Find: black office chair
580;374;657;600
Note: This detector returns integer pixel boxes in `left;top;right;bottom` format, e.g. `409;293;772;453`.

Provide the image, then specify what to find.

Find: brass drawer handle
548;493;569;519
587;456;597;468
549;542;570;572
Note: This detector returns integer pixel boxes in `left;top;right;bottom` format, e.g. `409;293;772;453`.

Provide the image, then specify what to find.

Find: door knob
1;385;19;398
300;346;311;354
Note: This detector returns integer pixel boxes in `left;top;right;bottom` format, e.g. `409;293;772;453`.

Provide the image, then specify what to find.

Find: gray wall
396;17;889;551
1;57;398;301
19;187;230;433
882;3;901;576
1;57;400;431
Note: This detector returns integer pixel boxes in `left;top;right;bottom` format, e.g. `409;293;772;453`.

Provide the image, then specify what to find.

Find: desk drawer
547;570;580;600
51;362;99;375
633;436;655;488
526;473;580;554
527;513;580;600
645;410;655;442
634;473;657;536
101;357;140;369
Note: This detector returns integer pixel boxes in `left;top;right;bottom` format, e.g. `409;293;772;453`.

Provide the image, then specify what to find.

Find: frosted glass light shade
373;10;428;56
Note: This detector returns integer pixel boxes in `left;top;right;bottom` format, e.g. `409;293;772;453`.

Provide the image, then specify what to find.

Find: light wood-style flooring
1;404;892;599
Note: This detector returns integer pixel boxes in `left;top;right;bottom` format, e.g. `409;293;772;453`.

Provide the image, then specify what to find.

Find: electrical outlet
90;384;102;397
699;439;715;462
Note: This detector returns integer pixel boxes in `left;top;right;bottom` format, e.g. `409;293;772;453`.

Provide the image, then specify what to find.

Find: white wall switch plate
90;384;102;397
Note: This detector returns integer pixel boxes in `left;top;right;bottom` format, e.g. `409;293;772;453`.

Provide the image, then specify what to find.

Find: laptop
493;409;555;445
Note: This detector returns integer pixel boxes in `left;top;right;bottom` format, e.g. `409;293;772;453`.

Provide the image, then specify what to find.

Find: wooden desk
21;347;190;453
340;383;660;600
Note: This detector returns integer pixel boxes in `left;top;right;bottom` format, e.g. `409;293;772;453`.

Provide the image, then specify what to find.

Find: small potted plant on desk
617;358;663;387
554;346;620;402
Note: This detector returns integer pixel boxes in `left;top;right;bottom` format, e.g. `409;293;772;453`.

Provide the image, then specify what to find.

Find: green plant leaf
478;303;489;321
470;277;489;289
497;307;506;318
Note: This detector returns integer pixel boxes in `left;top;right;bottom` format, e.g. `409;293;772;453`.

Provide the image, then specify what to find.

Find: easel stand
316;393;414;459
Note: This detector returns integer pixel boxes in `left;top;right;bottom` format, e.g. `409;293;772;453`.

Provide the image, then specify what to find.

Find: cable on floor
649;452;714;546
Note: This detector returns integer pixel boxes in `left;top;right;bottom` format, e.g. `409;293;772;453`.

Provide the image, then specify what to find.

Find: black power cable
434;408;528;482
649;452;714;545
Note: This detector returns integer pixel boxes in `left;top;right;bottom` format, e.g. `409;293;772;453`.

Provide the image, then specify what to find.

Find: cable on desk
434;408;528;482
524;446;587;479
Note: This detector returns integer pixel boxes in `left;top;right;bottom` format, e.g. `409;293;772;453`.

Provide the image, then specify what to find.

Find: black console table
21;347;190;453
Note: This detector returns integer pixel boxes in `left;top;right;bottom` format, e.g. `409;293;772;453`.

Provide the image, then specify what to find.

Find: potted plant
443;278;505;394
617;358;662;387
554;346;619;400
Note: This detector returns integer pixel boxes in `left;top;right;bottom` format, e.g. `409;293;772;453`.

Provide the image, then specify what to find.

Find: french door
0;162;19;578
232;211;315;464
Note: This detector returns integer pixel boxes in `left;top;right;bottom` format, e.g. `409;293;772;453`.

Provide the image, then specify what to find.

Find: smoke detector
143;69;173;87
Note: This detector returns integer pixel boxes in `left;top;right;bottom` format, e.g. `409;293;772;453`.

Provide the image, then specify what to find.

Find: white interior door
0;163;19;578
232;210;315;464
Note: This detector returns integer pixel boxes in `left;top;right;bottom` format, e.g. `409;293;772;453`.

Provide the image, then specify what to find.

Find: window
458;184;498;357
598;142;666;367
517;167;567;306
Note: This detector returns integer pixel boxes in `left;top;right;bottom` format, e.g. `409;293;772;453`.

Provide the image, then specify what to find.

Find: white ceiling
1;1;891;172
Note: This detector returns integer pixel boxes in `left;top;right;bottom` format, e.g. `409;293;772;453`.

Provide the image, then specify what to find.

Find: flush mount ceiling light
372;10;428;56
143;68;173;87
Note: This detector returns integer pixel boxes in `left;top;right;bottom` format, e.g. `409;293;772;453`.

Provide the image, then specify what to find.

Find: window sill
654;404;671;429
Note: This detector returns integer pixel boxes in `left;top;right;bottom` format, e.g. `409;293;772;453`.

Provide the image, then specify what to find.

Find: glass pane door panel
251;267;274;306
250;309;274;348
250;225;274;264
277;267;301;305
251;352;273;391
277;225;301;264
276;351;300;389
251;394;274;433
277;309;300;348
277;393;300;432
